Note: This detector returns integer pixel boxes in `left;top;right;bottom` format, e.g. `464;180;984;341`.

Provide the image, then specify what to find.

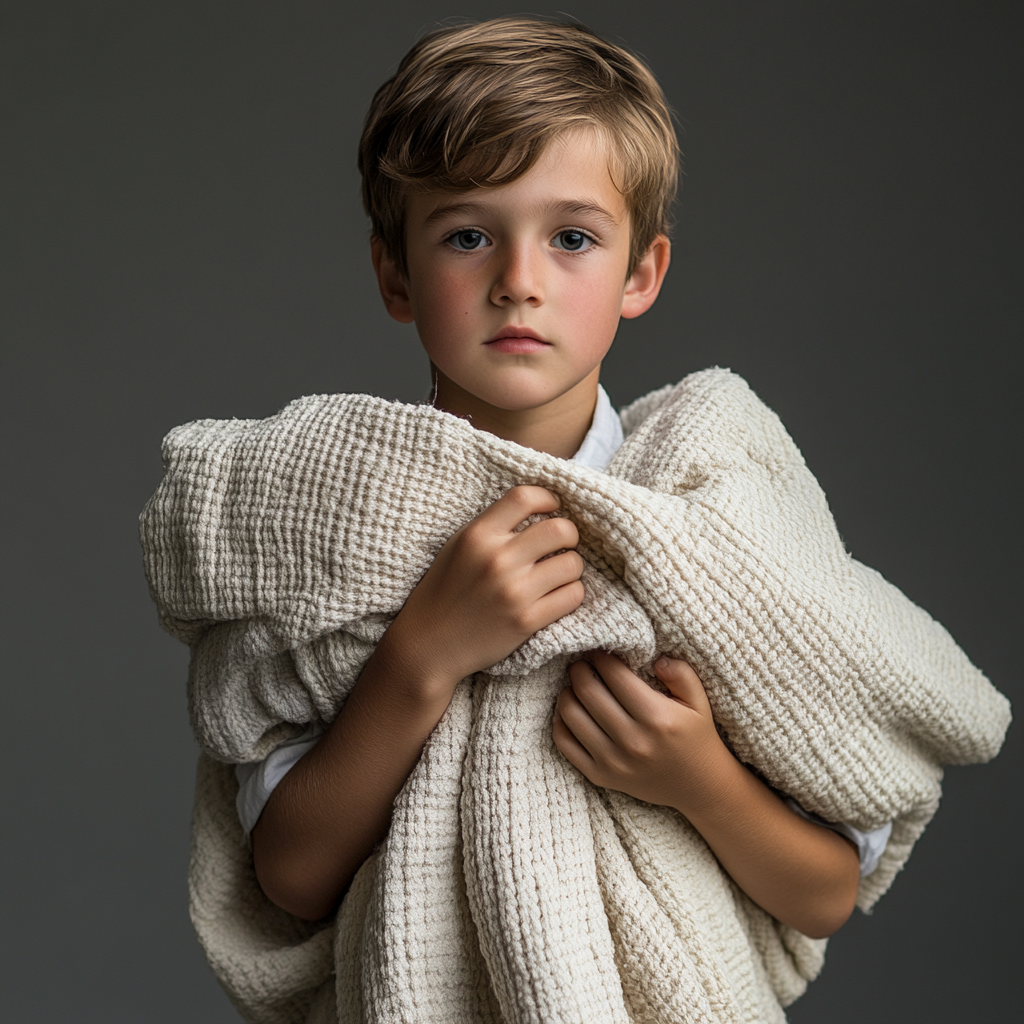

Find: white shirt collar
571;385;623;471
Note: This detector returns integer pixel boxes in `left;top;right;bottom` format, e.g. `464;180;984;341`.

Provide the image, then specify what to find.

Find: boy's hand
385;486;585;695
554;653;861;937
553;652;726;813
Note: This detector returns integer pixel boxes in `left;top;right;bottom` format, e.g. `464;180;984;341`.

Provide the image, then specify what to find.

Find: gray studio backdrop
3;2;1020;1021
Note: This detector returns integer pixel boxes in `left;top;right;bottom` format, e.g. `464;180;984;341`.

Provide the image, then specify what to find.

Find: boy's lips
484;327;551;354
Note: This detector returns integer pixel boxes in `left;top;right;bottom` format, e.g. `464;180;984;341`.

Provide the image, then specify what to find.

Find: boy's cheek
408;285;473;348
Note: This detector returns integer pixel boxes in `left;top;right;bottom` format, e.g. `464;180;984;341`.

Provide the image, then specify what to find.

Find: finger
584;650;659;721
567;659;636;741
653;656;711;710
552;710;599;778
529;579;585;628
480;486;561;532
555;685;616;761
513;515;579;563
529;549;585;596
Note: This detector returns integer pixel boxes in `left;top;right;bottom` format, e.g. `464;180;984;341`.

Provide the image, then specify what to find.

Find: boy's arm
252;487;585;922
252;636;456;921
553;652;861;939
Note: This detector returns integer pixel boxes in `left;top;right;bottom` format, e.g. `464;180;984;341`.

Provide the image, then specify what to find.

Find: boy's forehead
408;131;628;227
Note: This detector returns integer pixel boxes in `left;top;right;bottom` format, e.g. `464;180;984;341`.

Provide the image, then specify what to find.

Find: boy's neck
430;365;601;460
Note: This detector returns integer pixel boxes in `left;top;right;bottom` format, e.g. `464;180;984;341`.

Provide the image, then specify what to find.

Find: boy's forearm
673;747;860;938
251;634;459;921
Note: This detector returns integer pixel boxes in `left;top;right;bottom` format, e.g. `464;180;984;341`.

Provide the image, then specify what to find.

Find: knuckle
512;607;539;635
561;579;585;609
556;518;580;546
649;714;676;739
457;520;488;551
496;575;523;608
623;732;652;761
516;484;557;510
545;588;577;624
653;708;674;731
485;548;512;578
508;484;539;508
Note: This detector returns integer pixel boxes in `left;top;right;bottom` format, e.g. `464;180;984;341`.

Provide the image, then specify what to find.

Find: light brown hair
359;17;680;275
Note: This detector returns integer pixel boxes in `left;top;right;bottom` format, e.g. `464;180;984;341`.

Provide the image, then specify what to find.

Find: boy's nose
490;243;543;307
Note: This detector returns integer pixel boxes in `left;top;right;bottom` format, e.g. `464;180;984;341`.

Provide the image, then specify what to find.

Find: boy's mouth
485;327;551;354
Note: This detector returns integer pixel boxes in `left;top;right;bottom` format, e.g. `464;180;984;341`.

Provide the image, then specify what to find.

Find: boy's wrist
667;734;742;823
369;617;466;708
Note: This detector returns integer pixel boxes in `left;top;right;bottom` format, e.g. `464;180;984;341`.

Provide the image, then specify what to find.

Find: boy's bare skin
252;131;860;935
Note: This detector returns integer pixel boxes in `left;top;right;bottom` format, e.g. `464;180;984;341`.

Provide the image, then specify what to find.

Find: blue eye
448;230;489;251
553;230;593;252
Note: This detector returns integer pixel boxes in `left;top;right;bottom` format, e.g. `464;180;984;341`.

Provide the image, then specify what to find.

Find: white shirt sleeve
785;798;893;877
234;724;324;834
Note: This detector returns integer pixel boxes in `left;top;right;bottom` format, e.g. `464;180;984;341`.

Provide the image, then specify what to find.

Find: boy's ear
371;237;415;324
621;235;671;320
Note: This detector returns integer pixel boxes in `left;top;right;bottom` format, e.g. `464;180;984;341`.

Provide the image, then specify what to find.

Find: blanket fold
141;369;1009;1024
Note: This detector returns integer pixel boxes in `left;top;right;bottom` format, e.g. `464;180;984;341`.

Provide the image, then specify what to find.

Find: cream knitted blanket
141;369;1009;1024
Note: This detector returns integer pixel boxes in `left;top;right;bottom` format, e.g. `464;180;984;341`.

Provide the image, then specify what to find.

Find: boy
141;18;1009;1024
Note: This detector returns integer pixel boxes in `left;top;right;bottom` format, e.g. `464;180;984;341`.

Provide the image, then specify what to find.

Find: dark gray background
2;2;1020;1021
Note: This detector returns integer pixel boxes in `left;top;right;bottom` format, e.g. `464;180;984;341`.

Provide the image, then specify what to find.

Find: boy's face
373;130;669;419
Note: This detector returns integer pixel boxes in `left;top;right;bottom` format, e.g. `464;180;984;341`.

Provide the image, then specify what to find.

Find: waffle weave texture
140;369;1010;1024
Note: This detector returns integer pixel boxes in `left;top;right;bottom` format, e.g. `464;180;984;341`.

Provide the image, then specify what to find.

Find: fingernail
655;657;669;671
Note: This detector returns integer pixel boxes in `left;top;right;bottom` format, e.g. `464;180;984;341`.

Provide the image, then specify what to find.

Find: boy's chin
474;382;595;415
433;368;597;418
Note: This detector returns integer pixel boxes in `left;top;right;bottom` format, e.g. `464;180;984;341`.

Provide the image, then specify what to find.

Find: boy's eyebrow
422;199;622;230
422;201;486;226
553;201;622;230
